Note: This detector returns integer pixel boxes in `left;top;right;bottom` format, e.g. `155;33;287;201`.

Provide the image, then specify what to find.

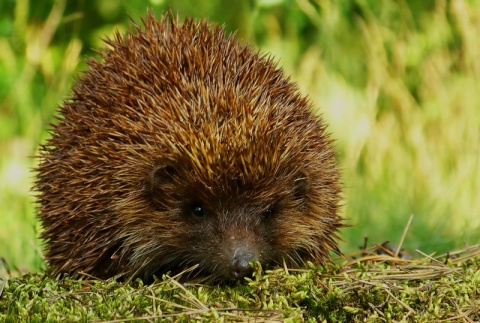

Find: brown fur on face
36;13;343;281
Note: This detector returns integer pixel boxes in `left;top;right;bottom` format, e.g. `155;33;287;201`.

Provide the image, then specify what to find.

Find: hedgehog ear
147;163;178;211
148;162;178;191
293;171;310;199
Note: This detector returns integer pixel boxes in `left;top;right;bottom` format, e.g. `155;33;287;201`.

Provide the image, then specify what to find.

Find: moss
1;245;479;321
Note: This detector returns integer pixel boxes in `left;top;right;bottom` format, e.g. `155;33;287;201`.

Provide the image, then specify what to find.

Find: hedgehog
35;13;343;282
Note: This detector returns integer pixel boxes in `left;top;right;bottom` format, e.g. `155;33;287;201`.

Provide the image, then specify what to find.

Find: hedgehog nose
230;251;255;279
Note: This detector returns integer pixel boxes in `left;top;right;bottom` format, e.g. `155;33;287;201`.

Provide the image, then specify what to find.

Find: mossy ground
1;244;478;322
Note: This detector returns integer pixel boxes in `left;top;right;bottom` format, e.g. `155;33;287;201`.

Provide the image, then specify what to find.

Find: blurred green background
1;0;479;274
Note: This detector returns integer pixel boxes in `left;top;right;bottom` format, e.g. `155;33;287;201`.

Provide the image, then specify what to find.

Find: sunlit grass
0;0;81;272
284;0;480;253
0;0;479;272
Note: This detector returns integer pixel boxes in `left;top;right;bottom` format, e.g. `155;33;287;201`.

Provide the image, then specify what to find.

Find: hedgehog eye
262;207;276;219
191;204;205;218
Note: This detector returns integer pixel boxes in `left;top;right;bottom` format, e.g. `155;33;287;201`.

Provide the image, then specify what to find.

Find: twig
395;214;414;257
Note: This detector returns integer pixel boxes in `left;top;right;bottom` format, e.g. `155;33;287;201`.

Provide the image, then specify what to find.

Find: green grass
1;0;479;273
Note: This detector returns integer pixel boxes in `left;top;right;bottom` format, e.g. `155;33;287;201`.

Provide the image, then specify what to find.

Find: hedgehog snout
229;245;257;279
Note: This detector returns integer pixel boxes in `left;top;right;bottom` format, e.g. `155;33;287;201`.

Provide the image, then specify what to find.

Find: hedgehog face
122;158;336;281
